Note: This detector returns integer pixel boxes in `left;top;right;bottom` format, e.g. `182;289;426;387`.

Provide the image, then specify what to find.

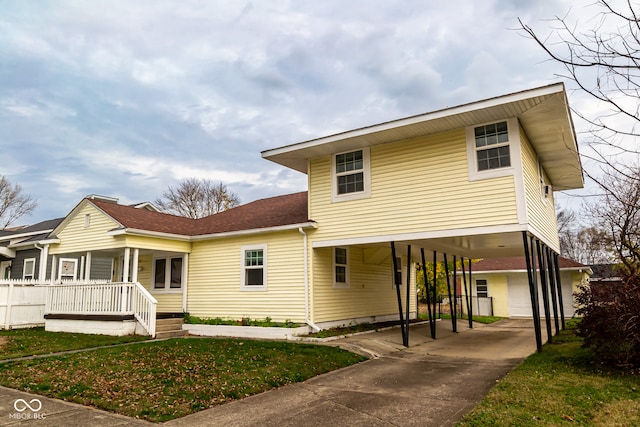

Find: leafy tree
0;175;37;228
155;178;240;218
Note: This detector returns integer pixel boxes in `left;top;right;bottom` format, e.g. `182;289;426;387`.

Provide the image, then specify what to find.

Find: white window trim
22;258;36;280
333;247;350;289
240;244;267;291
84;213;91;228
58;258;78;281
466;117;518;181
331;147;371;202
538;160;552;204
152;255;184;293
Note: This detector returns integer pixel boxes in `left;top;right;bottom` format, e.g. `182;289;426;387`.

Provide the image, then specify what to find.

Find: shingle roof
90;192;311;237
471;256;588;272
0;218;64;239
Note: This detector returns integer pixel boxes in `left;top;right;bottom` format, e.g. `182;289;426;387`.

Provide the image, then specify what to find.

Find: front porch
44;281;158;337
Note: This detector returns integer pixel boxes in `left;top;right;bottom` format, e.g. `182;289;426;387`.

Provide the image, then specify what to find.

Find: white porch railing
45;282;157;337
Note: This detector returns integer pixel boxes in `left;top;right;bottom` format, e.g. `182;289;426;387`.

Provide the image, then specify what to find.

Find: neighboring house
461;257;591;318
27;83;584;344
589;263;624;288
0;218;112;282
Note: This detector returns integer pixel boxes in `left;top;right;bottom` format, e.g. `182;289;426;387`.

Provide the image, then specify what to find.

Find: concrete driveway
0;319;536;427
166;319;537;427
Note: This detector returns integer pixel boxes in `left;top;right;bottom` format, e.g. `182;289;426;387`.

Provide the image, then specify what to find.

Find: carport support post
444;253;456;332
522;232;543;352
545;246;560;335
453;255;458;326
433;251;438;323
461;258;473;328
553;252;566;330
405;245;411;346
467;258;473;329
391;242;408;346
421;248;436;339
536;240;553;343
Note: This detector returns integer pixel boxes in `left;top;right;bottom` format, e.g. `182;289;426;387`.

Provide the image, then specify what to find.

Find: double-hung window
475;122;510;171
466;119;515;181
154;256;183;291
333;247;349;288
241;244;267;290
332;148;371;202
23;258;36;280
476;279;488;298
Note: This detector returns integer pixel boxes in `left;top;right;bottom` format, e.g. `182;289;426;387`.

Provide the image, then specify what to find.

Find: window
84;213;91;228
332;148;371;202
241;244;267;290
23;258;36;280
59;258;78;281
476;279;488;298
153;256;183;291
466;119;515;181
333;247;349;288
475;122;510;171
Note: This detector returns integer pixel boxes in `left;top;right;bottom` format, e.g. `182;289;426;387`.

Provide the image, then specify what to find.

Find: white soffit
262;83;583;190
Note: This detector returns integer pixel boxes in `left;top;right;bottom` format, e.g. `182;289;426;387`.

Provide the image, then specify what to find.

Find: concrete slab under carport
165;319;537;427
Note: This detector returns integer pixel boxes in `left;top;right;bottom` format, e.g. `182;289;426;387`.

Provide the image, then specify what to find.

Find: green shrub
575;274;640;368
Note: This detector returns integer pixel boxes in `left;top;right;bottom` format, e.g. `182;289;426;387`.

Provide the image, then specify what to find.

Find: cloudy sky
0;0;616;225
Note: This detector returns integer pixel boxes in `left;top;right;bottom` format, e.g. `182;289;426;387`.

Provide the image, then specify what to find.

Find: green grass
419;312;504;324
0;328;149;360
458;320;640;426
0;337;366;422
184;314;300;328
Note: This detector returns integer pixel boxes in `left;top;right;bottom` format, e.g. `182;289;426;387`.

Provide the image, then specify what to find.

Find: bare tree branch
155;178;240;218
0;176;37;229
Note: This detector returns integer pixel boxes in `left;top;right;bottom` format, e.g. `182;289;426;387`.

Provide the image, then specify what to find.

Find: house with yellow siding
457;257;591;318
31;83;583;347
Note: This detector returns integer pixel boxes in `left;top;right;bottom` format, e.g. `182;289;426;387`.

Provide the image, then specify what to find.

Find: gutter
299;227;320;332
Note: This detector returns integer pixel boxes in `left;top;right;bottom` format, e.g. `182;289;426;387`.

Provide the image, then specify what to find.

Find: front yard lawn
458;320;640;426
0;327;149;360
0;337;366;422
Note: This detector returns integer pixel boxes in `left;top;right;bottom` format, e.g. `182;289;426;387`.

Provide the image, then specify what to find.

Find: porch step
154;318;186;339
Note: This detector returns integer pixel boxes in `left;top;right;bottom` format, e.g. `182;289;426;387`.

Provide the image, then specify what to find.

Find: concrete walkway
0;319;537;427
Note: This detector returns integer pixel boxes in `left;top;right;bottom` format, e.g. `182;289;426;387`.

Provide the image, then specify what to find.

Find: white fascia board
108;222;317;242
38;238;60;245
473;267;590;274
311;224;527;248
107;228;191;241
1;229;55;242
191;222;318;241
0;246;16;258
263;83;565;158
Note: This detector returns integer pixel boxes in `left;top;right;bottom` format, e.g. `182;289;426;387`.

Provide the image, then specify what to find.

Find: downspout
299;227;320;332
34;243;48;282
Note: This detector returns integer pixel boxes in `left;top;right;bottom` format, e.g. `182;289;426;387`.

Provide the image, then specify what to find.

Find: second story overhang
262;83;584;191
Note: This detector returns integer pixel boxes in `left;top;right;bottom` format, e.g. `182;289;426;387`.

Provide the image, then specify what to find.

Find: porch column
85;251;92;281
38;244;49;282
123;247;131;282
50;255;57;283
131;249;139;283
182;253;189;313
